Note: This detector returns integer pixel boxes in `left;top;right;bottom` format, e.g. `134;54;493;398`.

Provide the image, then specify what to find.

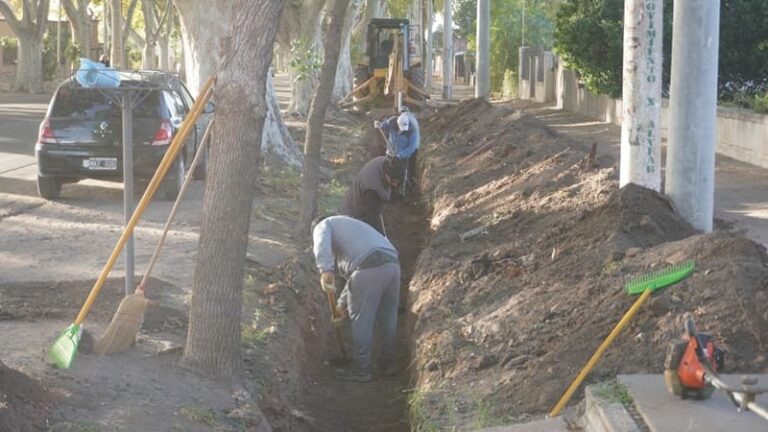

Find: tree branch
150;0;173;42
121;0;139;37
0;1;23;33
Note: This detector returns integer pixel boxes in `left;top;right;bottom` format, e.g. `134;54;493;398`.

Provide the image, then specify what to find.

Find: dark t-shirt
339;156;391;233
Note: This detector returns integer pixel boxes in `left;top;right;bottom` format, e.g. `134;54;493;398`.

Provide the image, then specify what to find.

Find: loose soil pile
408;99;768;429
0;360;52;432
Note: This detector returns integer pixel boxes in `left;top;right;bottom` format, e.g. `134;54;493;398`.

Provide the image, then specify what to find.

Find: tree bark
277;0;327;117
142;0;158;69
333;0;363;101
180;0;286;381
175;0;301;167
298;0;350;235
358;0;385;53
0;0;50;93
62;0;91;59
110;0;123;68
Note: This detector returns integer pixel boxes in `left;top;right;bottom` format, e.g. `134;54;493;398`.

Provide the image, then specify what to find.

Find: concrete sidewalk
620;374;768;431
518;102;768;249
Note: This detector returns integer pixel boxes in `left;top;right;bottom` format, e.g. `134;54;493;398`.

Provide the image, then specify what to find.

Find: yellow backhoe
339;19;430;111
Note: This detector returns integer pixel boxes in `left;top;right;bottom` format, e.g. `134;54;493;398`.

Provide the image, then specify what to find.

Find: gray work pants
344;262;401;373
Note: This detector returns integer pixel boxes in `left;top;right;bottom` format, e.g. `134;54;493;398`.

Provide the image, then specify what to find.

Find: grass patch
475;397;505;429
408;389;440;432
595;380;633;406
180;406;217;427
319;177;348;215
242;323;274;347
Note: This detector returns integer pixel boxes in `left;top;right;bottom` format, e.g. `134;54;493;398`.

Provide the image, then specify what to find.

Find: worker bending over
311;215;401;382
339;156;404;235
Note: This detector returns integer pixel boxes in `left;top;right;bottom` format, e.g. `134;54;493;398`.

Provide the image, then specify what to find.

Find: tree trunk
0;0;51;94
158;3;174;71
110;0;123;68
175;0;301;167
142;0;158;69
15;31;44;93
333;0;363;101
62;0;92;59
180;0;286;382
298;0;350;234
358;0;385;53
286;21;323;117
277;0;327;117
263;73;304;168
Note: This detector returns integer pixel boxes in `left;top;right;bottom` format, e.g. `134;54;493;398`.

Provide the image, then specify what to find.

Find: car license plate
83;157;118;170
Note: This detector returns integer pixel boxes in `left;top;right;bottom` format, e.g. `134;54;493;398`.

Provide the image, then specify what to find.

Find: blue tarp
75;58;120;88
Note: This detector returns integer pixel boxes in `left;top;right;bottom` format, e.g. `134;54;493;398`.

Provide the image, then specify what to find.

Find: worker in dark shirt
339;156;404;235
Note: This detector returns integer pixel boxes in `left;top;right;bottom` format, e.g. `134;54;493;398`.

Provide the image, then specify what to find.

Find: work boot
334;367;373;383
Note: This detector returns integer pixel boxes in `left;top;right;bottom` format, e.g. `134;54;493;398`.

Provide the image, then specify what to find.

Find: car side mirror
203;101;215;114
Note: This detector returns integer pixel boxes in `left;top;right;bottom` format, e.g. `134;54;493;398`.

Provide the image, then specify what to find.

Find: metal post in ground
442;0;453;101
425;0;433;91
666;0;720;232
122;90;135;295
619;0;663;191
475;0;490;99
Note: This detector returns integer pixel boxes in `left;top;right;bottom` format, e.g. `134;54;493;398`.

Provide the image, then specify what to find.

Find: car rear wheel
37;176;62;200
160;156;185;201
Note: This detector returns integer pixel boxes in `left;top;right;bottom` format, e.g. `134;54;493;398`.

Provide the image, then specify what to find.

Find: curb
585;382;642;432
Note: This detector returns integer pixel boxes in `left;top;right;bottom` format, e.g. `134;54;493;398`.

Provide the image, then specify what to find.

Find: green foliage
729;90;768;113
501;69;517;99
65;42;82;70
288;37;322;82
595;380;634;406
555;0;768;100
453;0;559;91
387;0;410;18
553;0;626;98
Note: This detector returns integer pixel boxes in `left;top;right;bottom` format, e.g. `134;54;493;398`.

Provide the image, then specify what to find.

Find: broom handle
138;118;215;292
74;76;216;326
549;288;652;417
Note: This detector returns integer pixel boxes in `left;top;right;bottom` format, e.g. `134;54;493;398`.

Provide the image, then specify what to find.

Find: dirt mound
408;100;768;429
0;360;53;431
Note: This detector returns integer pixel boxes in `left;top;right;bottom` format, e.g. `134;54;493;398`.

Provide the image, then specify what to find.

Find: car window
51;88;164;119
164;91;187;117
179;83;195;109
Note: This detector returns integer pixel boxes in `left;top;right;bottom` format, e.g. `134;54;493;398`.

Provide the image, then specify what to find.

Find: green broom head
624;260;695;295
49;323;82;369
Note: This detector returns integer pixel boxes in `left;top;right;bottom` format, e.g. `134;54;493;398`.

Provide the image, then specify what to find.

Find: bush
501;69;518;100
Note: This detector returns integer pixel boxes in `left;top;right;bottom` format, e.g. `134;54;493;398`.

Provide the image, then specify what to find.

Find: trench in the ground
293;133;429;432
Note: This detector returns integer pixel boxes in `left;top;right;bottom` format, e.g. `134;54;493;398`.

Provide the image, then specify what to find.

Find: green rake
549;259;696;417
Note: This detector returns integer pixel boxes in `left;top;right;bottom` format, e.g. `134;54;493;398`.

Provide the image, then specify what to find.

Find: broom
94;119;215;355
48;77;216;369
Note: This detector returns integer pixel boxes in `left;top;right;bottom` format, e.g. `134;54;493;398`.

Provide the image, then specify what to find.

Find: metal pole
619;0;663;191
425;0;433;91
122;90;135;295
475;0;490;99
666;0;720;232
57;1;62;73
522;0;526;47
442;0;453;101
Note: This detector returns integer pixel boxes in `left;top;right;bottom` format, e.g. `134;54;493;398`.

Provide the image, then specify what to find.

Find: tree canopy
554;0;768;101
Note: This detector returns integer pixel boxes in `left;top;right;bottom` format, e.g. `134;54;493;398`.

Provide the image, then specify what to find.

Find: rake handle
549;288;652;417
74;76;216;326
324;288;348;358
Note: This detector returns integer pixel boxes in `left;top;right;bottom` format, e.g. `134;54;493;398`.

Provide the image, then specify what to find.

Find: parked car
35;71;211;200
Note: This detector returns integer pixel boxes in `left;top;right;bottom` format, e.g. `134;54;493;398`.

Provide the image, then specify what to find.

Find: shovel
322;279;348;361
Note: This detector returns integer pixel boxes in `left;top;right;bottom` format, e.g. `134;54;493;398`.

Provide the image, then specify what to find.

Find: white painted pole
619;0;663;190
475;0;490;99
57;1;62;72
442;0;453;100
425;0;433;90
666;0;721;232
